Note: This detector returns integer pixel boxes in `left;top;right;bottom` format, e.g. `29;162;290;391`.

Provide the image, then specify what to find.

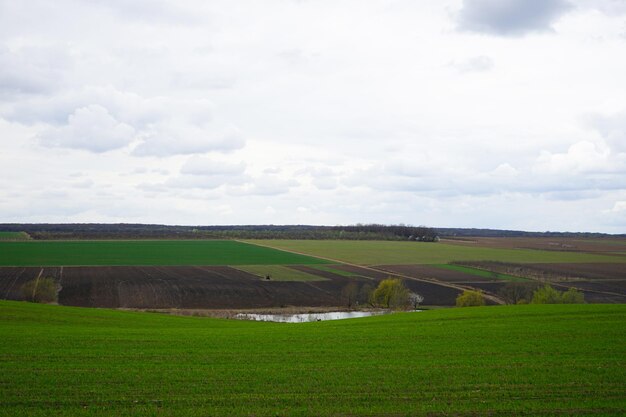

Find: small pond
234;310;420;323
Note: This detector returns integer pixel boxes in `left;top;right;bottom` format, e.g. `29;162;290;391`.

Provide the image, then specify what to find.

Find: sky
1;0;625;233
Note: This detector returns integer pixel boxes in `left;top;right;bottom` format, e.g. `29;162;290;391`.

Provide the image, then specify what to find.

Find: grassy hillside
0;301;624;416
248;239;626;265
0;240;329;266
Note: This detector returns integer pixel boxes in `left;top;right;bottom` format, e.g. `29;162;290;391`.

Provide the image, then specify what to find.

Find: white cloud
573;0;626;15
449;55;495;73
133;125;245;157
533;141;625;175
609;201;626;212
587;112;626;153
229;175;298;196
38;105;135;152
1;1;626;232
180;156;246;176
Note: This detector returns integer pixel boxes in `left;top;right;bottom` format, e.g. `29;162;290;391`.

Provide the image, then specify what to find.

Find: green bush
456;290;485;307
561;287;585;304
20;277;58;303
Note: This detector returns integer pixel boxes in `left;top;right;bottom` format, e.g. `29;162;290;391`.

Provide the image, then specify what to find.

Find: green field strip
247;240;626;265
233;265;328;281
434;264;529;282
0;240;331;266
0;301;624;416
0;231;30;241
309;264;362;277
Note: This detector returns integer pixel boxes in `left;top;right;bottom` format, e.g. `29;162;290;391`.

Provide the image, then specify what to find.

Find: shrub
531;285;563;304
561;287;585;304
20;277;58;303
371;278;409;309
456;290;485;307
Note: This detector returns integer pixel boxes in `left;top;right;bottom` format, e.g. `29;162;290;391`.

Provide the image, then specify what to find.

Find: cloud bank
0;0;625;232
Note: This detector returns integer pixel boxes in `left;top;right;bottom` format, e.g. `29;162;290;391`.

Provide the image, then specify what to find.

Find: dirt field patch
444;237;626;254
233;265;326;281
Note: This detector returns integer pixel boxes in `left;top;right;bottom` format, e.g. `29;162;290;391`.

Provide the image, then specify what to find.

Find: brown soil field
463;262;626;281
443;237;626;254
456;262;626;303
0;265;462;308
288;265;358;281
402;280;464;305
331;264;390;279
0;267;51;300
528;263;626;280
0;266;343;309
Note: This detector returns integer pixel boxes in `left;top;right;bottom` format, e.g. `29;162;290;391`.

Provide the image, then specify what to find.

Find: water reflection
234;310;419;323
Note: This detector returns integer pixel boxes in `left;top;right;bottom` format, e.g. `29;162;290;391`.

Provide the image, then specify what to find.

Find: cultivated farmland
0;240;329;266
0;301;624;416
248;239;626;265
0;266;378;309
1;239;625;308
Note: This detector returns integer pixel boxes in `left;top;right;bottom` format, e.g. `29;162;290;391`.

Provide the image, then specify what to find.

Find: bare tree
341;282;359;308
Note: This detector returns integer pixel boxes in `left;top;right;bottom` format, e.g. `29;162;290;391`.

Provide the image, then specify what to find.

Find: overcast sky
1;0;625;232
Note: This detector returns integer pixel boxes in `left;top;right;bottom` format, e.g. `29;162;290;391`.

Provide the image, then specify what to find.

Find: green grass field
0;301;624;416
0;240;329;266
0;231;30;241
234;265;327;281
248;240;626;265
434;264;528;281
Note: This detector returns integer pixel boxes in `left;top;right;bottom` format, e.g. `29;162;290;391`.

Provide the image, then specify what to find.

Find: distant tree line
437;227;621;238
2;223;620;240
0;223;439;241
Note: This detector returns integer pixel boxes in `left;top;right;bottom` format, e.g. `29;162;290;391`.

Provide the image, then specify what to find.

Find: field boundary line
31;268;44;301
240;240;506;305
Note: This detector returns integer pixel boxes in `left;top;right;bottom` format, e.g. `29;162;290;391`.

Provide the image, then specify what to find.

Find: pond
234;310;420;323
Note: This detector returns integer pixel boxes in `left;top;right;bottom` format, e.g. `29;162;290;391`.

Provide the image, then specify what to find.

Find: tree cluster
497;281;543;304
531;285;585;304
341;278;423;310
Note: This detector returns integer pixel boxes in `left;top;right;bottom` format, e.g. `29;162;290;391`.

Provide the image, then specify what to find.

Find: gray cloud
457;0;572;36
0;45;70;98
